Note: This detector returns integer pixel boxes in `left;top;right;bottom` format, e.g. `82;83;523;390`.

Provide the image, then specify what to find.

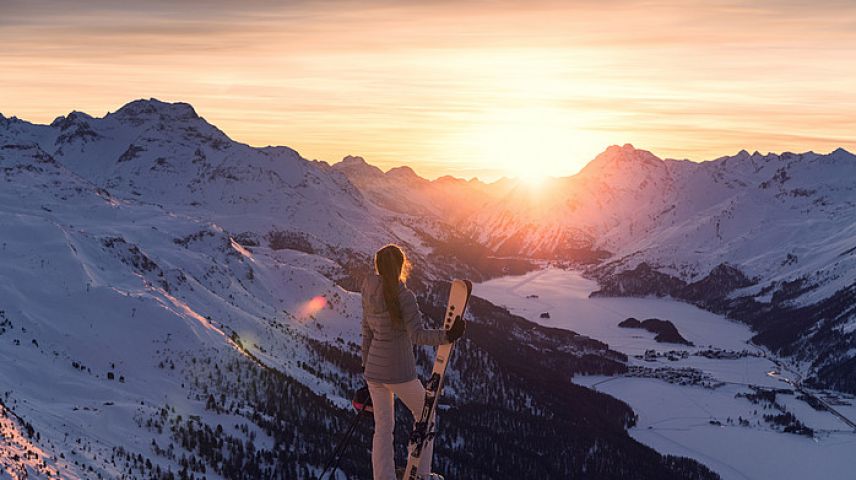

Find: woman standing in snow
361;244;466;480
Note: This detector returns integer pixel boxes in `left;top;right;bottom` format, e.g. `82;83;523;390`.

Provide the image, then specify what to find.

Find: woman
361;244;466;480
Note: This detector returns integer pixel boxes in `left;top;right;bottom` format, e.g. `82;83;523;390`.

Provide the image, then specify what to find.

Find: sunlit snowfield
476;268;856;480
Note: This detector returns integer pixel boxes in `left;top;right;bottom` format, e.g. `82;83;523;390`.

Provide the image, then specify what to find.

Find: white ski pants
367;378;433;480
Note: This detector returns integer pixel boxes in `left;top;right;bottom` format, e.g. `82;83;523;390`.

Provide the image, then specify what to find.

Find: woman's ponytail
374;244;410;328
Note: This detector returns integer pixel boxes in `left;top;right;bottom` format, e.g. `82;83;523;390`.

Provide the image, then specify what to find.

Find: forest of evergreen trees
111;281;720;479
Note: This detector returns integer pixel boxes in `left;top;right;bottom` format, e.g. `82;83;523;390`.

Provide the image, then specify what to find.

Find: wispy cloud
1;0;854;179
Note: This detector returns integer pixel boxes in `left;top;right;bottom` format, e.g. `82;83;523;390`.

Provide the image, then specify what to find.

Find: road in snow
476;267;856;480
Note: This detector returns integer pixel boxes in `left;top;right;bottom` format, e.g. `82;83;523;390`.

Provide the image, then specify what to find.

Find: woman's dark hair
374;244;411;328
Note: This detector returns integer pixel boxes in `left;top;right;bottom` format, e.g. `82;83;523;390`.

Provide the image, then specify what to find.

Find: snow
337;142;856;399
477;268;755;354
1;99;852;477
477;268;856;480
583;377;856;480
0;105;392;476
459;145;856;306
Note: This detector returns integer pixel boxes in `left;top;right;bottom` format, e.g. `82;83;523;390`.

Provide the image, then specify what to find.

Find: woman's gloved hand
446;315;466;342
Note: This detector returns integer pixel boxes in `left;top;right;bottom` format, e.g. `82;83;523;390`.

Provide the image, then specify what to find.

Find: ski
403;279;472;480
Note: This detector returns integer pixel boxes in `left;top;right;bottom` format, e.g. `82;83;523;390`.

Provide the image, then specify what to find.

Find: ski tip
453;278;473;293
456;279;474;312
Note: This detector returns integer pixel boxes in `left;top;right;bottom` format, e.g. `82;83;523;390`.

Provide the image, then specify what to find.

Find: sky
1;0;855;180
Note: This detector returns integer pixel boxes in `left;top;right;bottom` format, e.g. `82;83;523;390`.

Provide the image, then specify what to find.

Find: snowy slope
599;148;856;302
0;100;724;479
467;145;677;258
3;97;851;477
333;155;514;223
0;101;449;477
337;143;856;393
339;142;854;306
0;140;374;478
3;100;398;259
461;143;855;302
582;148;856;392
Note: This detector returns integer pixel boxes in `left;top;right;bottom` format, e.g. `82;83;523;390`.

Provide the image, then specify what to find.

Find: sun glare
518;173;548;188
459;107;606;181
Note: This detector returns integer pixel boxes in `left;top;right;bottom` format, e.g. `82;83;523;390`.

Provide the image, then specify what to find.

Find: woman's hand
446;315;466;342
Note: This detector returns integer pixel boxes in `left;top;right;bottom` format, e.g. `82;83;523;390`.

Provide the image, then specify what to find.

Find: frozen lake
476;267;856;480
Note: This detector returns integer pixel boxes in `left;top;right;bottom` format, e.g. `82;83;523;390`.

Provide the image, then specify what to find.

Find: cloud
1;0;855;179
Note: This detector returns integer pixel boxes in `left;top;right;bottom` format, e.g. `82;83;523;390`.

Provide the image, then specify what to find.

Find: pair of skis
403;279;473;480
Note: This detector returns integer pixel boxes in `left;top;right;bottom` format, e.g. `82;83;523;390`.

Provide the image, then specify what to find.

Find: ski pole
319;391;371;479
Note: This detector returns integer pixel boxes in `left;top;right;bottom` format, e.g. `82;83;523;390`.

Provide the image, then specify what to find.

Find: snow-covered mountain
596;146;856;297
0;100;721;479
1;100;397;257
332;154;513;222
341;143;854;297
335;143;856;394
583;147;855;393
466;145;677;259
0;136;376;478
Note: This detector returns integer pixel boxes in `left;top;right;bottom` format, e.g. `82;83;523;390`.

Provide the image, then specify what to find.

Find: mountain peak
583;144;664;173
109;98;200;123
50;110;95;130
332;154;385;179
602;143;657;158
831;147;853;157
435;175;464;185
340;155;368;166
386;165;421;181
601;143;640;155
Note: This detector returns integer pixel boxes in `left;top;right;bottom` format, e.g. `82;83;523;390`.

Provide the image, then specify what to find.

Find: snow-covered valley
340;142;856;399
477;268;856;480
0;99;729;479
0;98;853;479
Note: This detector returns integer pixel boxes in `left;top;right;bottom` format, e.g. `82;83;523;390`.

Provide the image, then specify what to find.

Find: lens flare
298;295;328;320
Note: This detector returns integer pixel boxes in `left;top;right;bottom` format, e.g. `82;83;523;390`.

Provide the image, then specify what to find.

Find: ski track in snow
476;267;856;480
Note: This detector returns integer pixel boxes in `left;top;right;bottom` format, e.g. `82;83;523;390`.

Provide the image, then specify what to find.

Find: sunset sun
461;107;605;180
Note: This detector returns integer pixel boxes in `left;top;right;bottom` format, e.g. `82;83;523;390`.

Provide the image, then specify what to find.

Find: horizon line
2;97;852;183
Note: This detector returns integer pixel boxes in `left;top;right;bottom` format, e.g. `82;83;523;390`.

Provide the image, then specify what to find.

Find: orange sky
1;0;855;180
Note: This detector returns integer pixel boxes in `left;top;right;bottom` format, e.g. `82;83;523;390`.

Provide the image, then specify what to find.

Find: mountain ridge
329;131;856;394
0;98;725;478
0;98;852;478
